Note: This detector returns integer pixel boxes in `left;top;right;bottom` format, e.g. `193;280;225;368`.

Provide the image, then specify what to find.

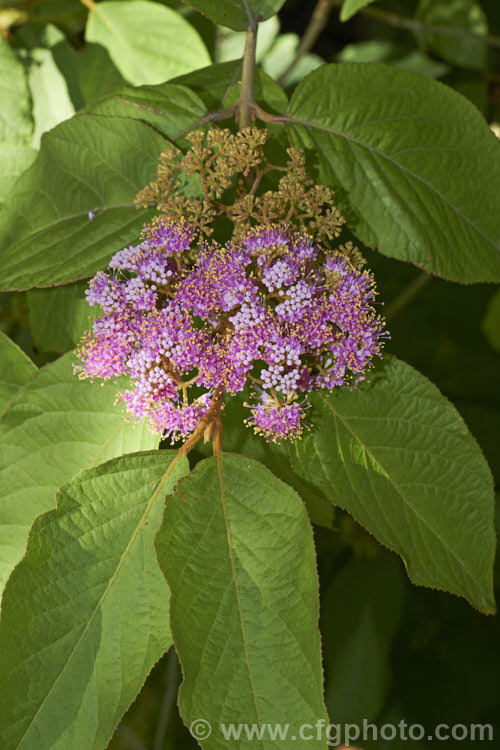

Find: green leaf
27;280;98;353
0;331;36;414
78;42;128;103
216;16;280;64
0;450;188;750
0;351;158;597
337;40;450;78
287;63;500;283
291;356;496;613
200;390;334;529
173;60;287;116
261;32;322;86
26;46;75;148
0;37;32;144
156;454;328;748
322;554;404;724
340;0;379;23
0;85;206;291
0;144;37;207
416;0;488;71
183;0;285;31
88;83;208;142
85;0;211;86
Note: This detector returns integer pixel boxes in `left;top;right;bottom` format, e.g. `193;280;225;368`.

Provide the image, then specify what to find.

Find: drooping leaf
0;37;32;144
287;63;500;283
340;0;379;22
291;356;496;613
322;554;404;724
183;0;286;31
0;351;158;597
156;454;328;748
27;280;98;353
0;331;36;414
0;450;188;750
0;85;206;291
85;0;211;86
416;0;488;71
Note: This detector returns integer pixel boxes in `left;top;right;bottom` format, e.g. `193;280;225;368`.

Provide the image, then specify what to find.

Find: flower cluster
76;216;385;443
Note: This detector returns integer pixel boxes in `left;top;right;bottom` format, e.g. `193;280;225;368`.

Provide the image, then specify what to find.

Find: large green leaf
287;63;500;283
183;0;285;31
78;42;128;103
0;85;206;291
0;144;36;206
27;280;98;353
322;554;404;724
196;390;334;528
0;38;34;206
0;351;158;597
0;37;32;144
86;0;211;86
26;46;75;148
0;331;36;414
291;356;496;613
156;454;328;749
0;450;188;750
88;83;208;141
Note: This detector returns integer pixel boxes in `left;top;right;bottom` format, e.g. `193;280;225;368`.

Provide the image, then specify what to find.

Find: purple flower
75;220;385;443
245;395;306;442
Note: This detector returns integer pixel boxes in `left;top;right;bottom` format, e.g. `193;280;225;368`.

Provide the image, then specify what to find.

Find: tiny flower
76;214;385;443
245;394;306;442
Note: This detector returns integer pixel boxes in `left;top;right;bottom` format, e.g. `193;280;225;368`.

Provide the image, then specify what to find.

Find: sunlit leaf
0;451;187;750
156;454;328;748
0;352;158;597
0;85;206;291
287;63;500;283
86;0;211;86
291;356;496;613
0;331;36;414
183;0;286;31
0;37;32;144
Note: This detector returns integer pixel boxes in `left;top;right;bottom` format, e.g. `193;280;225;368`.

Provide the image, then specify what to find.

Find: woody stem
238;24;257;129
